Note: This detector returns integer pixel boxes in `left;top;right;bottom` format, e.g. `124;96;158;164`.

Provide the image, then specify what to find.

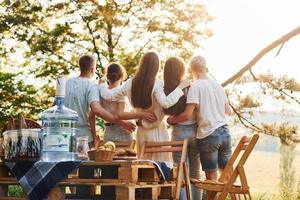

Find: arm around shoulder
99;78;132;101
90;101;118;123
154;81;184;109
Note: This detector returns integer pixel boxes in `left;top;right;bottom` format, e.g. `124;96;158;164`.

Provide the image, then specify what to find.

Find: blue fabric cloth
5;160;81;200
155;161;173;181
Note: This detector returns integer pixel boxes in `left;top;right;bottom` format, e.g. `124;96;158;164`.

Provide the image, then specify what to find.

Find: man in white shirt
168;56;232;181
65;55;135;147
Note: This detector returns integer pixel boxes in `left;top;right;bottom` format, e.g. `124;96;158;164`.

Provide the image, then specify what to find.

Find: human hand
98;79;106;85
120;121;136;133
178;79;191;89
141;112;157;123
167;116;177;125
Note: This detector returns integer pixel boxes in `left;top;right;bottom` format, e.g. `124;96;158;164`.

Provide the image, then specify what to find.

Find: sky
196;0;300;83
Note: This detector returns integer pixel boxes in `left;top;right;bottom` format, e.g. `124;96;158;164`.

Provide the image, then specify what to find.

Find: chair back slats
219;134;259;183
140;139;189;200
237;134;259;167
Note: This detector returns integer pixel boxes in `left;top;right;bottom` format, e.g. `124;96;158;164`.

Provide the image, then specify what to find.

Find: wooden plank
144;141;184;147
0;197;27;200
183;162;192;200
0;165;9;196
116;186;135;200
79;161;124;166
144;147;182;153
159;185;176;199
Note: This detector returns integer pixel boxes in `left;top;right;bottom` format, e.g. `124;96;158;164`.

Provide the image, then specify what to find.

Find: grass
8;185;23;197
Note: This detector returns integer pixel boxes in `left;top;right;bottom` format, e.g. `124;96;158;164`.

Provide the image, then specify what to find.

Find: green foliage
0;0;212;79
0;71;53;132
8;184;23;197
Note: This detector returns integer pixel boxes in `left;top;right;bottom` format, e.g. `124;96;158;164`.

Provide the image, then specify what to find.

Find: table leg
0;164;9;196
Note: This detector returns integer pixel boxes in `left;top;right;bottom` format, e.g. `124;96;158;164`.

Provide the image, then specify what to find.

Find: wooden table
0;159;178;200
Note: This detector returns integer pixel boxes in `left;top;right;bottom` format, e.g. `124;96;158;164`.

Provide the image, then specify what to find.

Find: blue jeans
171;124;202;200
198;125;232;172
104;124;132;142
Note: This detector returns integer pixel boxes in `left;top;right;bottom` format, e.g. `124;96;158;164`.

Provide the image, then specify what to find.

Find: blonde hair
189;56;207;73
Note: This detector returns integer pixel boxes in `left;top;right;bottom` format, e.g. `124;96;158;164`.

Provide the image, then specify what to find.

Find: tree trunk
107;23;114;62
222;26;300;87
279;143;296;199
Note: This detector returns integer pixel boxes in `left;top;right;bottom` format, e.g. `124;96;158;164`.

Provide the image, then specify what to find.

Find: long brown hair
163;57;187;115
131;52;159;109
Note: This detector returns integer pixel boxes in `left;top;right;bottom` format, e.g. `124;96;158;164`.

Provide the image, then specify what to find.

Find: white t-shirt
99;86;131;122
186;78;228;139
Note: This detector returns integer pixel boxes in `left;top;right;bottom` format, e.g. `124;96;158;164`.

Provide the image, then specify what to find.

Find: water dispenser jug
40;75;79;161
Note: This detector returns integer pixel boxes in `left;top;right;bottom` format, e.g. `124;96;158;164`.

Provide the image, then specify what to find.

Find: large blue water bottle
40;75;79;161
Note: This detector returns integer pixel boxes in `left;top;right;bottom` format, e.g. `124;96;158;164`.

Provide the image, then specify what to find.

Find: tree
0;71;53;133
0;0;212;131
0;0;212;79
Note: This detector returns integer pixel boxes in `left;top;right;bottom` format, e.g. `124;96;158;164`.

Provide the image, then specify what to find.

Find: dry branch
222;26;300;87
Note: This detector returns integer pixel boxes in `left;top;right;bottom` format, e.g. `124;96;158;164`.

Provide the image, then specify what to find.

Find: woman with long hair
163;57;202;200
90;63;157;144
100;63;133;142
99;52;189;161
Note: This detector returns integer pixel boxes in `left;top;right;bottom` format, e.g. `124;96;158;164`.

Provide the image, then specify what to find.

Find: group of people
64;51;232;200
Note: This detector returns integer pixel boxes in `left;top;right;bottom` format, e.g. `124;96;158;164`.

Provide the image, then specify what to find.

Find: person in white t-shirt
168;56;232;182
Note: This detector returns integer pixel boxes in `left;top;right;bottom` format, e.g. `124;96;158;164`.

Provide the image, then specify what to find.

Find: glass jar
76;136;89;160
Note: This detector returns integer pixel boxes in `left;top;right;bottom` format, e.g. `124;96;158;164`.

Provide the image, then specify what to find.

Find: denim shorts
197;125;231;172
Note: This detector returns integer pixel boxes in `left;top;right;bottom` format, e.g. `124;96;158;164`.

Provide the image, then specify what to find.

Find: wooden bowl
88;149;115;161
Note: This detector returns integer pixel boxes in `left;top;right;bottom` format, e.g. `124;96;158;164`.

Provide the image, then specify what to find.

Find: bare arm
88;111;97;140
167;104;197;124
90;101;118;123
90;101;136;132
99;78;131;101
225;103;232;116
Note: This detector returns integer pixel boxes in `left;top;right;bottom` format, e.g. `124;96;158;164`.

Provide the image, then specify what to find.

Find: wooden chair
190;134;259;200
140;139;192;200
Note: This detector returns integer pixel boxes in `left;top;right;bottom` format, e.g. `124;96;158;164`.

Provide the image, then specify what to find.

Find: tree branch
222;26;300;87
228;99;263;133
71;0;104;77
